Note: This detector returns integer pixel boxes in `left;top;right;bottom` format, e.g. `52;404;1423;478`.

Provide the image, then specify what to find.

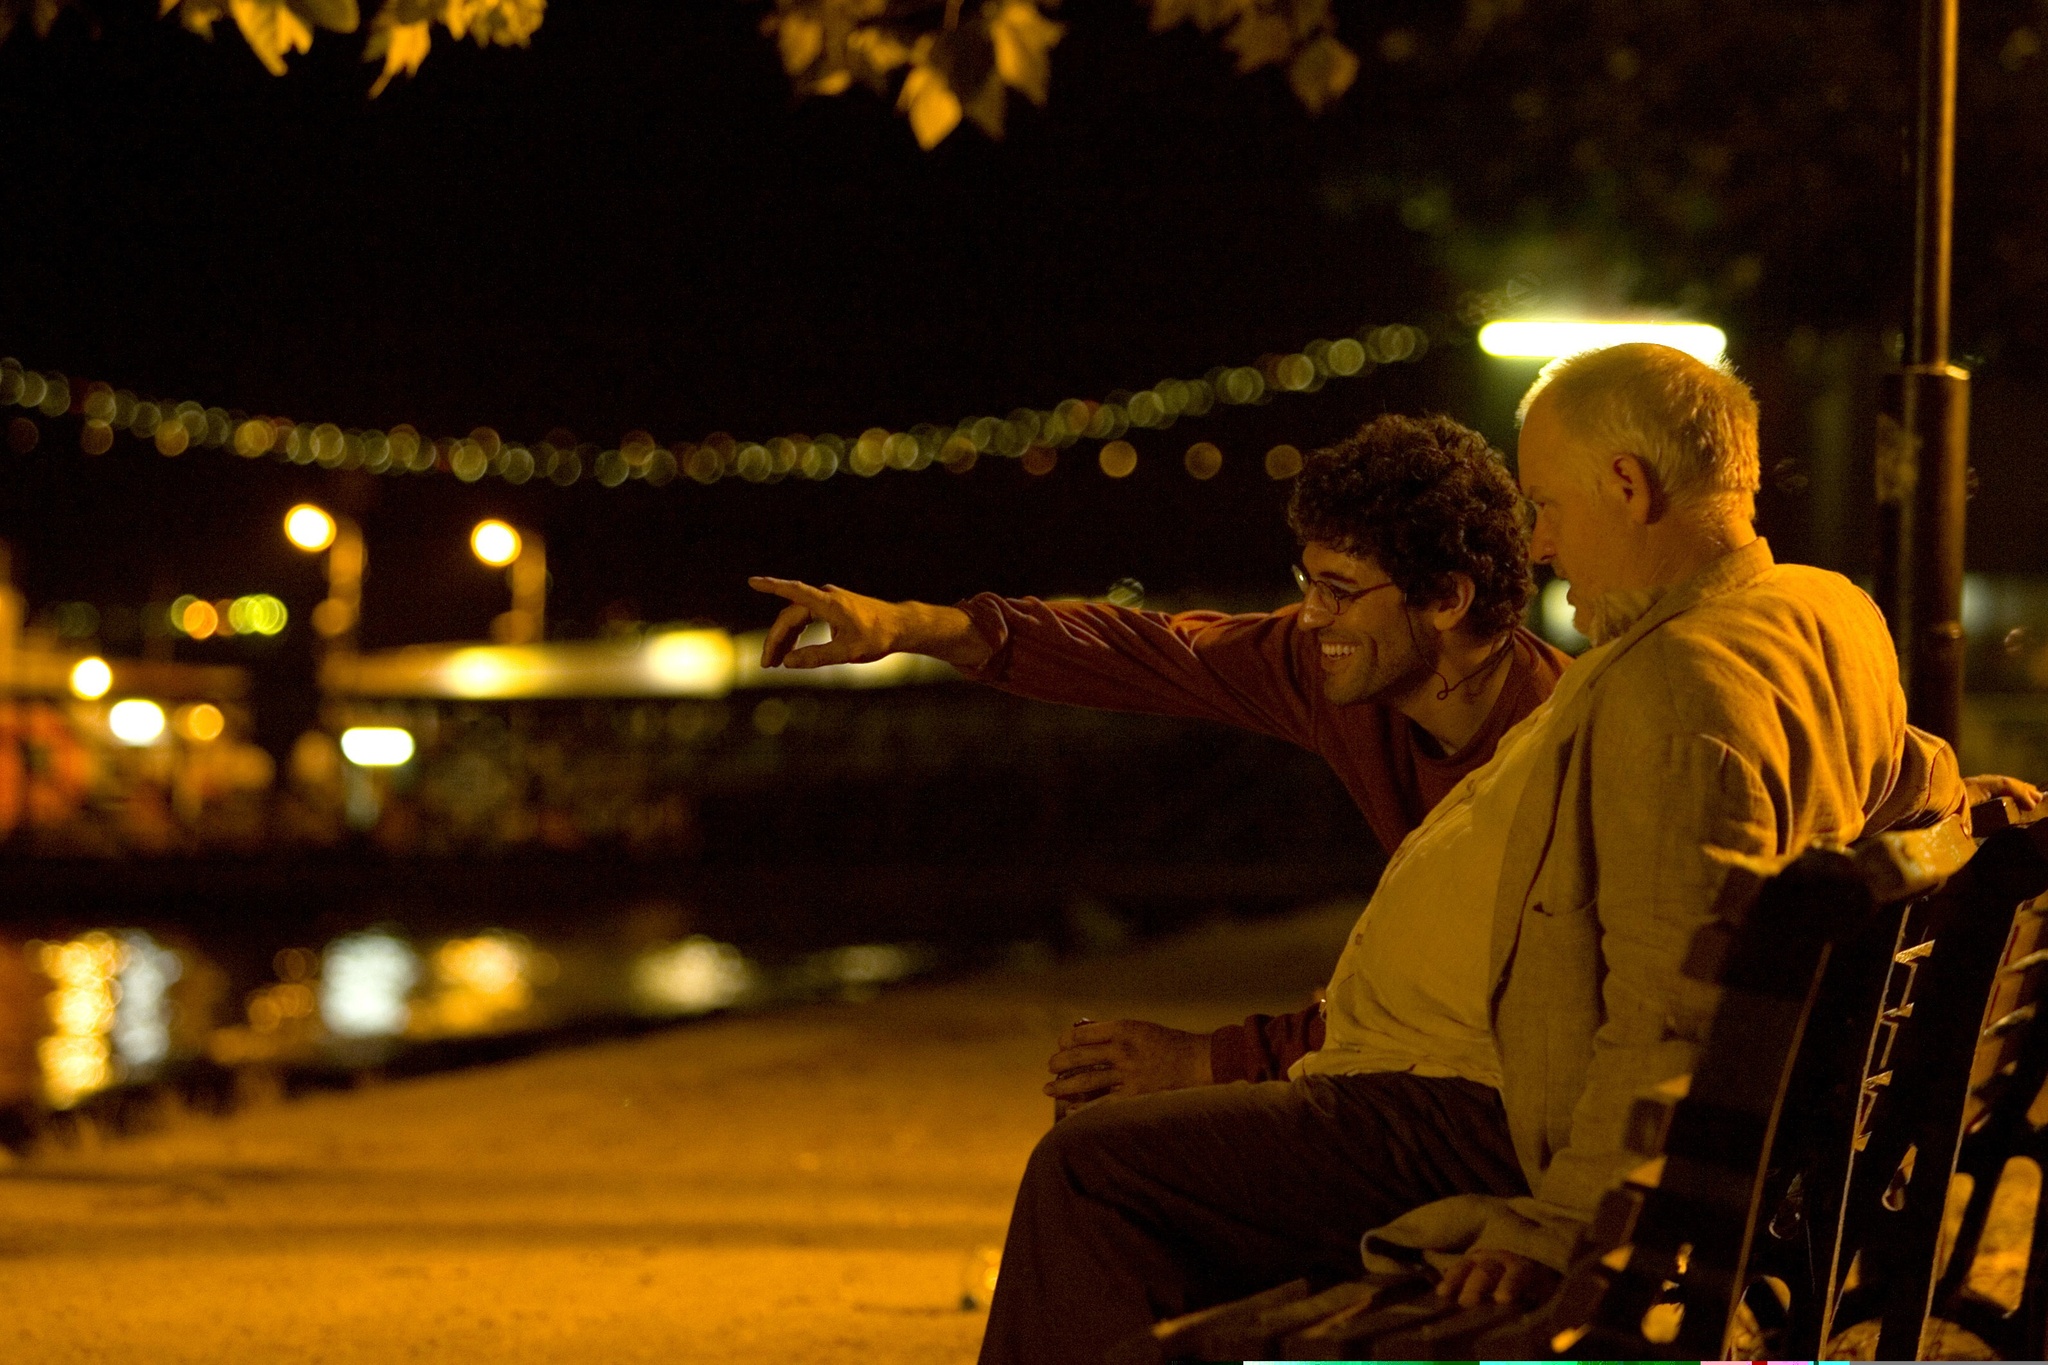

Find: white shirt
1295;653;1602;1087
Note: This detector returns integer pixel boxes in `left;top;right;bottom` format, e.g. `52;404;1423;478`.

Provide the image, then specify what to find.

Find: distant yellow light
69;656;113;700
178;702;226;743
285;503;337;553
108;699;167;746
339;726;415;767
1477;320;1728;365
229;594;289;636
644;630;738;695
470;519;522;567
180;598;220;640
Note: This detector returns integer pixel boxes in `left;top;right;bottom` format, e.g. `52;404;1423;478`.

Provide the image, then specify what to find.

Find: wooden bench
1108;802;2048;1361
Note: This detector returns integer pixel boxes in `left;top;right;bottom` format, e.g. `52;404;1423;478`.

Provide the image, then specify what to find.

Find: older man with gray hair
970;341;2016;1365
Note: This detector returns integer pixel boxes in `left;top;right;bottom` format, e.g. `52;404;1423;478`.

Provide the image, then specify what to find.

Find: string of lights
0;322;1432;490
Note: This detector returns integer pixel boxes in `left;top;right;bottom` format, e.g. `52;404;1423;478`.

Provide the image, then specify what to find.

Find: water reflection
632;936;757;1015
320;931;419;1039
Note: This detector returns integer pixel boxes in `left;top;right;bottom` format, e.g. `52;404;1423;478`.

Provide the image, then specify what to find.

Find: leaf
365;5;429;94
288;0;356;33
463;0;543;47
844;23;910;83
989;0;1060;104
1145;0;1198;32
960;67;1005;137
897;54;962;147
929;20;993;95
170;0;226;38
1223;6;1291;71
228;0;313;74
776;11;823;75
1287;32;1355;112
1282;0;1326;42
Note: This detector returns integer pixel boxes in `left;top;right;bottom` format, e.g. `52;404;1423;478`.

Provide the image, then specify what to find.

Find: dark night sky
1;0;2042;674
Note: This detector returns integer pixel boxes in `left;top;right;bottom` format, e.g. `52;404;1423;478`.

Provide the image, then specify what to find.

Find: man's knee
1023;1096;1171;1204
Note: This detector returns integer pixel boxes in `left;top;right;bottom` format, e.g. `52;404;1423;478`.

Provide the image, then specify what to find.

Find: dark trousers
976;1072;1527;1365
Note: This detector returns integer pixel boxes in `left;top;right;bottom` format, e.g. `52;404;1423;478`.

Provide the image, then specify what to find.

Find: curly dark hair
1285;413;1532;638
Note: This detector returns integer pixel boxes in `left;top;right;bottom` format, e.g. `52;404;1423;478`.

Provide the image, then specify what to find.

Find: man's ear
1610;453;1663;525
1425;573;1477;633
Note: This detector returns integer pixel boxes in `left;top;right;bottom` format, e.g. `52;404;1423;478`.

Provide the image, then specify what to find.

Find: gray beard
1574;586;1666;646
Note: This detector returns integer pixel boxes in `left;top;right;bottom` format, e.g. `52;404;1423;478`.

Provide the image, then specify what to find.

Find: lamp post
283;503;364;655
1875;0;1968;745
470;519;546;645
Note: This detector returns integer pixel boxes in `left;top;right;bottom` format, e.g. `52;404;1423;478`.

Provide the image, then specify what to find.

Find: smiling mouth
1320;642;1359;662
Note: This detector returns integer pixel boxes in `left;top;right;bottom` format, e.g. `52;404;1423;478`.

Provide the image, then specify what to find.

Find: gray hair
1517;342;1760;513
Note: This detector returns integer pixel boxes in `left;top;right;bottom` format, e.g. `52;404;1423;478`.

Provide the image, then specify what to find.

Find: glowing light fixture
339;726;415;767
69;656;113;700
470;519;522;567
108;699;167;745
284;503;338;553
1477;320;1728;365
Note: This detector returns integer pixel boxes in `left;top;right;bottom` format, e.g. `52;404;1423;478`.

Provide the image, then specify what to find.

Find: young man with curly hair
751;413;1569;1095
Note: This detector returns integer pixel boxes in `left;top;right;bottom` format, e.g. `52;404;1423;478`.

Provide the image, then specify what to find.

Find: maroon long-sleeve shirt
957;594;1569;1083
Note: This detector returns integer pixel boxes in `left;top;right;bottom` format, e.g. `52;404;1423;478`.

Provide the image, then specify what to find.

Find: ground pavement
0;903;1355;1364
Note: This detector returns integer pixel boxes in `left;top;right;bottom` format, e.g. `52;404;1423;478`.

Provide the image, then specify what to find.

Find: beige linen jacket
1385;539;1964;1272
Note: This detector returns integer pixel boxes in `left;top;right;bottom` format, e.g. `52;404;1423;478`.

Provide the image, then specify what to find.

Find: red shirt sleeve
1209;1006;1327;1083
956;594;1320;751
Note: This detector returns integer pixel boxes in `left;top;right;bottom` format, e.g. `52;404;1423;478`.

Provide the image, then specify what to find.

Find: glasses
1293;564;1400;616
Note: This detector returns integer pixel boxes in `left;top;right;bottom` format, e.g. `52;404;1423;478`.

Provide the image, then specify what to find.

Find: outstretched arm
749;576;994;671
752;577;1324;748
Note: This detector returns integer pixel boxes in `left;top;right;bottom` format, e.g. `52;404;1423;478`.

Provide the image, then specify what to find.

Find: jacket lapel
1486;539;1780;990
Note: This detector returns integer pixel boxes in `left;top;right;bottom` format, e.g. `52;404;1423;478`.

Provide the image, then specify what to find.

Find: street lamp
470;519;545;644
284;503;364;653
1477;319;1728;365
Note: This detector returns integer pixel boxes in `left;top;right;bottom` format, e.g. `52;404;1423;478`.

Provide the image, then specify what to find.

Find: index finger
748;575;832;610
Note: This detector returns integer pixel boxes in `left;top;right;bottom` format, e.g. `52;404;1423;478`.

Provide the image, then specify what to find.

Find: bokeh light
176;702;226;742
36;933;124;1107
418;932;534;1035
79;420;113;455
321;931;420;1038
1477;319;1726;364
108;699;167;746
470;519;522;567
1326;338;1368;375
632;936;758;1015
68;656;113;700
180;598;220;639
284;504;337;553
1265;444;1303;479
1099;440;1138;478
1021;446;1057;476
1276;354;1317;391
1184;442;1223;480
340;726;415;767
1538;577;1590;652
110;932;182;1072
226;594;289;636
